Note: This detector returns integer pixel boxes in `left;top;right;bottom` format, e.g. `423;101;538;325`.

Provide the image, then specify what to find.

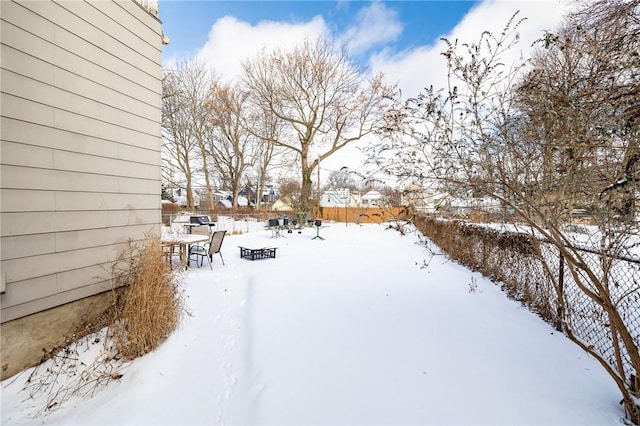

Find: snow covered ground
1;221;625;425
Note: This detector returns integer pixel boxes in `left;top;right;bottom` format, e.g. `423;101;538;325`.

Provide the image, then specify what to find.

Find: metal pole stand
312;219;324;240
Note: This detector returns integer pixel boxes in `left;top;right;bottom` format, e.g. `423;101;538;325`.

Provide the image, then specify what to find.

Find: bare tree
247;105;291;209
275;176;302;209
205;82;258;209
162;68;198;209
557;0;640;224
242;37;396;212
162;60;217;210
371;4;639;422
184;60;218;211
323;169;358;192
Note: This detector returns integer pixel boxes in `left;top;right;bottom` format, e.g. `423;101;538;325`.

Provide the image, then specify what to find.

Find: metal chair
190;224;210;236
189;230;227;269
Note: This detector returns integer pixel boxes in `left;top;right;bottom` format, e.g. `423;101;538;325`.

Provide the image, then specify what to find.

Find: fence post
556;253;565;332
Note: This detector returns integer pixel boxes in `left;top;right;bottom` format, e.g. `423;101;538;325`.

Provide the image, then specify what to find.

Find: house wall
0;0;162;378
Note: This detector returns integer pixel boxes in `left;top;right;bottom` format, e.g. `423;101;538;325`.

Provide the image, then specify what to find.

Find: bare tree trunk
300;150;315;212
198;142;215;210
185;171;194;210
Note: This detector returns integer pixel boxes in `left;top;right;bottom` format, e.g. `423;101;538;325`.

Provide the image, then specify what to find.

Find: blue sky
160;1;479;64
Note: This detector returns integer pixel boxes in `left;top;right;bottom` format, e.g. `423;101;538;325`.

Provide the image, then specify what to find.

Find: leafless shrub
23;330;126;416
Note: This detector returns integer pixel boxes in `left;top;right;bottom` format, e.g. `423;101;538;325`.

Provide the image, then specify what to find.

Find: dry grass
18;234;185;414
110;234;185;360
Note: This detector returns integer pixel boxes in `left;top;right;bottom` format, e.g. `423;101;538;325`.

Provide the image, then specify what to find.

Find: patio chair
162;242;180;264
188;230;227;269
190;225;210;236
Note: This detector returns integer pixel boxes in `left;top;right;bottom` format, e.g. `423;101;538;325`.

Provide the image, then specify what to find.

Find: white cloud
370;0;575;98
341;1;403;54
189;1;404;82
195;15;328;83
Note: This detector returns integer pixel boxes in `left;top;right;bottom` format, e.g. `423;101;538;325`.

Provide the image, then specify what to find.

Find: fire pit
239;246;278;260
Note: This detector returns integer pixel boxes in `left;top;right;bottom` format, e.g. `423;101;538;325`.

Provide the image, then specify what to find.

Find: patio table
162;234;209;269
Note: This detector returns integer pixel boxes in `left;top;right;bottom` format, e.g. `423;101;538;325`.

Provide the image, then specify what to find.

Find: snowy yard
1;222;624;425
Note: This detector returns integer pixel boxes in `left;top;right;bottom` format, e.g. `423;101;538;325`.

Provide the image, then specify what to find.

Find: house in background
401;182;449;213
361;190;385;207
320;188;359;208
449;194;502;216
210;191;249;209
170;187;200;208
272;198;294;211
0;0;164;379
320;188;388;208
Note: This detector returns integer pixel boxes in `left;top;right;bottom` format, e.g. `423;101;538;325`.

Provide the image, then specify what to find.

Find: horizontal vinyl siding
0;189;160;213
1;209;160;237
1;57;159;131
0;0;162;323
0;7;160;107
0;276;114;324
2;90;160;151
11;0;161;85
0;165;159;194
1;117;159;161
1;66;159;135
1;140;159;180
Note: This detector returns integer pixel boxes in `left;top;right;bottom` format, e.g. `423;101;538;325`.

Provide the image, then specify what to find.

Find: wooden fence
320;206;410;224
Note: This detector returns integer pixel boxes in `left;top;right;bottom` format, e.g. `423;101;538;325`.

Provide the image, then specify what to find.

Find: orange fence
320;206;411;224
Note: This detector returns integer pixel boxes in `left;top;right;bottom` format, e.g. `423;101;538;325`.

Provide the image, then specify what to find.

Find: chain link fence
539;242;640;385
413;216;640;395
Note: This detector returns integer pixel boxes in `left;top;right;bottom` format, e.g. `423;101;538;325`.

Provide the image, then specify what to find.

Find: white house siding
0;0;163;323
